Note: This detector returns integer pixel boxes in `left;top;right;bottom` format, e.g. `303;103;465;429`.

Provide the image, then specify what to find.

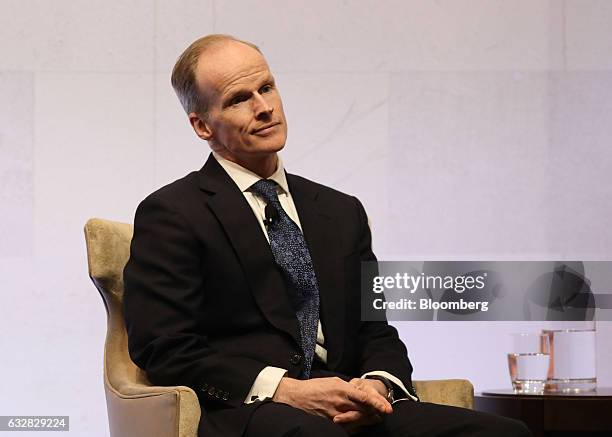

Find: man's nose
252;92;273;118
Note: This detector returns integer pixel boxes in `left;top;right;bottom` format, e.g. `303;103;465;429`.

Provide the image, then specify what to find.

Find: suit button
290;353;302;365
214;390;221;399
223;392;229;401
208;387;215;396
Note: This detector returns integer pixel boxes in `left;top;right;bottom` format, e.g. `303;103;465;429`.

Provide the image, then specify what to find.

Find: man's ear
189;112;213;141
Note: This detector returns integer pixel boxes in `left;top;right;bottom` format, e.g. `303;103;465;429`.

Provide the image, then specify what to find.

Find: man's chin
250;129;287;152
252;141;286;155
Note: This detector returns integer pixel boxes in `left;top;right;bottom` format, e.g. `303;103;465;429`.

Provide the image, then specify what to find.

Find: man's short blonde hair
171;34;261;115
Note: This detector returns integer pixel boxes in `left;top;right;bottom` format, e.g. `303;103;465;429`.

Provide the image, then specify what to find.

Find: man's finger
334;410;383;427
346;386;392;415
333;410;363;423
352;380;394;414
357;387;392;414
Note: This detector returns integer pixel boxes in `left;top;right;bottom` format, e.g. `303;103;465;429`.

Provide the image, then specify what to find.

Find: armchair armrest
413;379;474;409
104;376;200;437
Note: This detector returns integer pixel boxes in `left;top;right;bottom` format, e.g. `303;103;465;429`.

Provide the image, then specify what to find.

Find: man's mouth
252;122;280;134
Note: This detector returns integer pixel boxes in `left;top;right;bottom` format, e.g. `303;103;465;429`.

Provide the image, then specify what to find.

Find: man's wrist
365;375;394;403
272;376;298;404
361;371;418;402
364;379;387;397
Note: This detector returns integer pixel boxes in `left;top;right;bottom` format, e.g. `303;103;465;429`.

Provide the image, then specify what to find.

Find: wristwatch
366;375;395;403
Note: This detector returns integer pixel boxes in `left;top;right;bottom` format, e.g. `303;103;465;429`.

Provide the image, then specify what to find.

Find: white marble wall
1;1;611;435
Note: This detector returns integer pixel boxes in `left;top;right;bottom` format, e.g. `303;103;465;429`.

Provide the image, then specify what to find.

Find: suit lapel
288;175;346;370
198;155;300;346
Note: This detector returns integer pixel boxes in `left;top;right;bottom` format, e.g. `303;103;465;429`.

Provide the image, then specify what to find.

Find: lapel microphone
264;204;279;226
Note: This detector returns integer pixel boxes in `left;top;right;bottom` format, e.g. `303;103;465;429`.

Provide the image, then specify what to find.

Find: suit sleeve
351;196;417;398
123;194;266;408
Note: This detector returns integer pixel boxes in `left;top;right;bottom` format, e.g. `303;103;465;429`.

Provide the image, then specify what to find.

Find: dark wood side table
475;388;612;437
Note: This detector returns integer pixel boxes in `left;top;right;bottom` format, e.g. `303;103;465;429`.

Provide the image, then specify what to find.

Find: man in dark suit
123;34;530;437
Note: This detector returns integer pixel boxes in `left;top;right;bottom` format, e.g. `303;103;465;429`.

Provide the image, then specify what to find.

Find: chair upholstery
85;218;201;437
414;379;473;409
85;218;473;437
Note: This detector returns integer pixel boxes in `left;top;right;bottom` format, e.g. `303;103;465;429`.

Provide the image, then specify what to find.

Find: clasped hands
272;376;392;434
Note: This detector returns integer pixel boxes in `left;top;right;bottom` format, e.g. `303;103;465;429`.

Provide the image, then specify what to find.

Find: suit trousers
241;400;532;437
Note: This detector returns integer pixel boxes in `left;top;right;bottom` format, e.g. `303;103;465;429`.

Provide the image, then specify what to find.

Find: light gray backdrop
1;1;611;436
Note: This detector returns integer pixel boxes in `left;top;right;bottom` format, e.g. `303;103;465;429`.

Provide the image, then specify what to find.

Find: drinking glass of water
508;333;550;394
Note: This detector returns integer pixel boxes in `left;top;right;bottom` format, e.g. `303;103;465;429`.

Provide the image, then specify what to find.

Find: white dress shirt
212;152;415;403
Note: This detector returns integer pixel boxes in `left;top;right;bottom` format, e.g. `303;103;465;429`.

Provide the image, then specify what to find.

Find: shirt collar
212;151;290;195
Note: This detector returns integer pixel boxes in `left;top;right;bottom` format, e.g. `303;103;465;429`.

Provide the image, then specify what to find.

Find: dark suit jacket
123;154;414;436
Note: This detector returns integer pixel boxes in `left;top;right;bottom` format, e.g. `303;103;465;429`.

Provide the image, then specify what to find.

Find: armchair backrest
85;218;201;437
84;217;151;392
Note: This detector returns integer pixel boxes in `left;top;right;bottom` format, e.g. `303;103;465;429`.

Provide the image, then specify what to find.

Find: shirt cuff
361;370;418;402
244;366;288;404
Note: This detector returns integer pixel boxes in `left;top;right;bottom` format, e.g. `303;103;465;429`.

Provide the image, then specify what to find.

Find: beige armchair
85;218;473;437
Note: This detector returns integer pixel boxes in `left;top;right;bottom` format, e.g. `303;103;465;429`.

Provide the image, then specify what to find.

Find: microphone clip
264;204;279;226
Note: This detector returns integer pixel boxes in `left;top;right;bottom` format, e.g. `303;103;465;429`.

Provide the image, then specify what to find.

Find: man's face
191;41;288;164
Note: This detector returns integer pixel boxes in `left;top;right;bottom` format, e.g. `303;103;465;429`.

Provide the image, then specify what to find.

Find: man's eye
260;84;273;94
230;95;248;106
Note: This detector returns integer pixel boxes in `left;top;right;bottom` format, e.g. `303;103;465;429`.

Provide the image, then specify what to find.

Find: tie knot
250;179;280;204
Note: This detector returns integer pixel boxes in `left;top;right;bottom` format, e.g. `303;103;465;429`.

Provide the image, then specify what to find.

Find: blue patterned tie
250;179;320;378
